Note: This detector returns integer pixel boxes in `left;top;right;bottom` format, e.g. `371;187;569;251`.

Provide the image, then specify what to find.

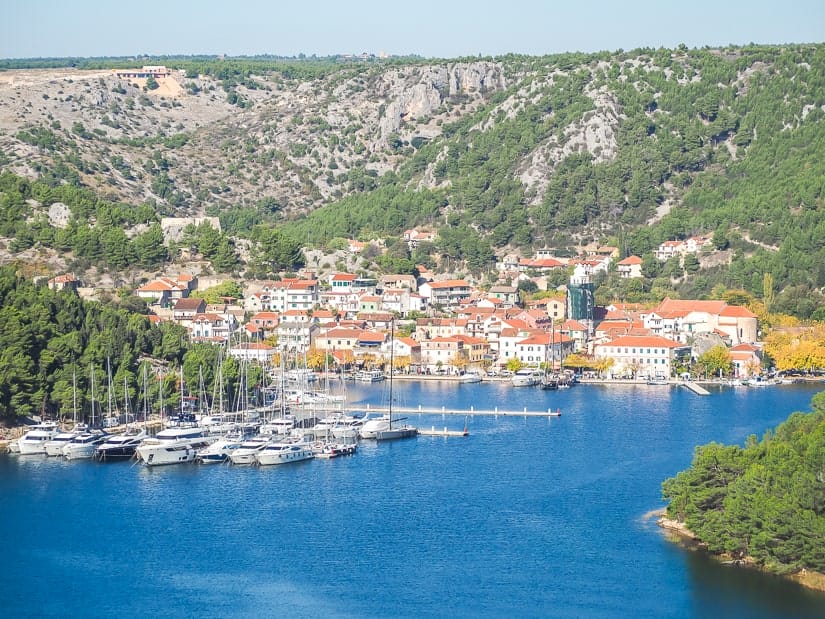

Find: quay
682;382;710;395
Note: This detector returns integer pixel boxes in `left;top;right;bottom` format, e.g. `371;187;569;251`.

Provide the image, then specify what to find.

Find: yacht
135;427;215;467
94;426;147;461
228;435;271;465
259;415;296;436
510;369;543;387
16;421;60;455
196;433;244;464
62;430;108;460
255;441;315;466
44;424;89;457
459;371;483;384
359;414;391;439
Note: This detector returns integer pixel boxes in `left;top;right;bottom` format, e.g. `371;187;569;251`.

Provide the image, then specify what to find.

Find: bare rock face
519;86;623;205
379;62;505;140
691;332;727;359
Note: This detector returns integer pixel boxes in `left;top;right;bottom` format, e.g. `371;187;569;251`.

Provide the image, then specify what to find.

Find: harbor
3;381;823;619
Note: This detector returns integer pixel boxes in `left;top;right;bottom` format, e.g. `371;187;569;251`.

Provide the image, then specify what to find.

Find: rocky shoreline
656;513;825;593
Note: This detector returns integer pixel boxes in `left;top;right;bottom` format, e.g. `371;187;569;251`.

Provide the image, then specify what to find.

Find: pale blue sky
2;0;823;59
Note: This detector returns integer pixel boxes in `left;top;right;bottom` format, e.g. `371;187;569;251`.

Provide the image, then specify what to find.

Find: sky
2;0;823;59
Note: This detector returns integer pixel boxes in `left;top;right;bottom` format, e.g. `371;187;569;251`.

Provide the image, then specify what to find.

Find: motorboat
44;424;89;456
228;435;271;465
135;427;215;466
355;369;385;382
94;426;147;460
196;433;244;464
259;415;296;436
510;369;543;387
255;441;315;466
359;413;391;439
459;371;483;384
312;440;357;459
62;430;108;460
16;421;60;455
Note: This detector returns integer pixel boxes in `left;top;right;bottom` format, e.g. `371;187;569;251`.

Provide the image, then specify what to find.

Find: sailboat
45;371;88;456
95;369;148;460
359;320;417;441
541;319;559;391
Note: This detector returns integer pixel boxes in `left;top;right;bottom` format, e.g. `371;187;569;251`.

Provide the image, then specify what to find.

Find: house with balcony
514;331;575;368
266;278;319;313
593;334;682;378
616;255;643;278
172;297;206;326
189;313;232;342
136;277;190;306
420;336;467;374
228;342;277;363
418;279;472;309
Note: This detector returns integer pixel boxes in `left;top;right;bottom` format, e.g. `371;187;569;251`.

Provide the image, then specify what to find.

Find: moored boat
255;441;315;466
228;435;271;465
94;426;147;461
459;371;483;384
62;430;108;460
196;433;243;464
45;424;89;456
511;369;542;387
135;427;214;466
16;421;60;455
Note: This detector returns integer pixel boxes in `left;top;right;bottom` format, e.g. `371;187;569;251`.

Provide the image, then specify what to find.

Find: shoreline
656;513;825;593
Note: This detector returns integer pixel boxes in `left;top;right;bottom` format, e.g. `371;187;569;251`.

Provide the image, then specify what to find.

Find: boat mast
388;319;394;430
89;363;96;428
72;370;78;426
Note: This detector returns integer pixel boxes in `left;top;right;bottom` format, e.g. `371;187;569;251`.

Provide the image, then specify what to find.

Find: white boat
510;369;543;387
228;435;271;465
62;430;108;460
360;320;416;441
259;415;296;436
44;424;89;456
16;421;60;455
255;441;315;466
459;371;483;384
355;369;385;382
196;434;244;464
94;427;147;460
135;427;214;466
359;414;392;439
286;368;318;383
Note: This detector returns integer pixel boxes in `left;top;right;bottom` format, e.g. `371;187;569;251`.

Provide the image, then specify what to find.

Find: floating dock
353;404;563;417
682;382;710;396
418;426;469;437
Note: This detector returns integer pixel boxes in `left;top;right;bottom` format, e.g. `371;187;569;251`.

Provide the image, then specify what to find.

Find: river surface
3;380;825;618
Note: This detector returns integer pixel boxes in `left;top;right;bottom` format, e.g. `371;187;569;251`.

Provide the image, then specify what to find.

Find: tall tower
566;264;594;337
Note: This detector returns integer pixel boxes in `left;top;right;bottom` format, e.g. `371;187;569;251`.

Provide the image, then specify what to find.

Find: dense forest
662;393;825;575
0;267;259;421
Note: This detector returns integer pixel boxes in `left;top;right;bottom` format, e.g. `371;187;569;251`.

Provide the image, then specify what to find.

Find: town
46;228;761;382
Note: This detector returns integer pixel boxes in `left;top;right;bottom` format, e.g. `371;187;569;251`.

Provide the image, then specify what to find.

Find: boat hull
255;445;314;466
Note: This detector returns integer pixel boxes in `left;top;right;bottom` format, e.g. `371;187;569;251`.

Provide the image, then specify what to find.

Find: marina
2;380;825;618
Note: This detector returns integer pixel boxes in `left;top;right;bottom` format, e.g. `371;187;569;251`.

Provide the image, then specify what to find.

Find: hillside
1;46;824;313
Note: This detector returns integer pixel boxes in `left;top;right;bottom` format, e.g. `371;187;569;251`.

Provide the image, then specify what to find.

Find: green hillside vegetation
0;267;255;421
662;392;825;575
2;45;825;316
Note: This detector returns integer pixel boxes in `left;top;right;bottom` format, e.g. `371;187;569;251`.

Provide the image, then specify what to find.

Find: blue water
3;381;825;618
